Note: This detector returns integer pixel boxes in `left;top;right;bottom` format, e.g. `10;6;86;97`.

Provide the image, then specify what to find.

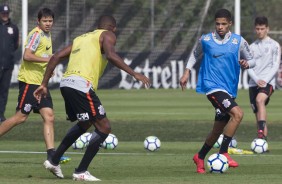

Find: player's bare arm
180;68;190;91
23;48;50;63
102;31;151;87
34;44;72;101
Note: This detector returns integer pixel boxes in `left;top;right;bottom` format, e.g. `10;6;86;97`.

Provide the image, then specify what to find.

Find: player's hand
257;79;267;88
33;85;48;103
133;73;151;89
239;59;249;69
179;69;190;91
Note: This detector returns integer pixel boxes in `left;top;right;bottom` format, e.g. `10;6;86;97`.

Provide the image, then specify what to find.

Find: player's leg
218;105;243;168
71;88;109;181
39;107;55;159
0;110;28;136
255;93;269;138
73;118;110;181
193;106;229;174
206;92;240;167
255;84;273;139
0;81;33;136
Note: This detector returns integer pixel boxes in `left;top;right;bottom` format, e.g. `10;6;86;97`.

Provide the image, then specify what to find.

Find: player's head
254;16;269;39
97;15;117;33
37;8;54;33
214;9;232;38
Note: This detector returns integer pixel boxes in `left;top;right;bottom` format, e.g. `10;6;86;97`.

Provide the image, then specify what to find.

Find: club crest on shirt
203;35;211;41
222;99;231;108
232;38;238;44
7;27;14;34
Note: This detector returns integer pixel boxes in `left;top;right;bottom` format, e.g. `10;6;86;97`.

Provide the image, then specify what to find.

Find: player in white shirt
247;16;281;140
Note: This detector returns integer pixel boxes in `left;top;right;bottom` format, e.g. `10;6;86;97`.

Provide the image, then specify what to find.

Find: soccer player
0;8;69;163
179;9;255;174
247;16;281;140
34;15;150;181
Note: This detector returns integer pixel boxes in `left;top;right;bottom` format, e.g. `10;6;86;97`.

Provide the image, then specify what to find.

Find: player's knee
255;98;265;107
97;118;111;134
234;109;244;122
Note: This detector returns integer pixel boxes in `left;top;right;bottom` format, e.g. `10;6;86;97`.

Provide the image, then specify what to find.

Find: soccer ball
102;133;118;149
72;132;92;149
207;153;229;173
251;138;268;153
213;134;237;148
229;137;238;148
213;134;223;148
144;136;161;152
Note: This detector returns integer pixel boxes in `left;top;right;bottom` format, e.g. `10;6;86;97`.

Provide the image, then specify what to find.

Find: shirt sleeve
240;37;255;68
264;42;281;83
186;37;203;70
26;31;41;52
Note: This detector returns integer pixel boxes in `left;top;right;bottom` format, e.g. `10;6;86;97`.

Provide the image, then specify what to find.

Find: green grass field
1;88;282;183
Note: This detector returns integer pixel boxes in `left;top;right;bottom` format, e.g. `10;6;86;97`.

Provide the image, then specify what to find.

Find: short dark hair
255;16;268;26
38;8;54;20
97;15;116;28
215;9;232;21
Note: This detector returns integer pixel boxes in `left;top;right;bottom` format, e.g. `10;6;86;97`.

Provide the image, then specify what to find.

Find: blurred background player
180;9;255;173
0;4;19;122
34;15;150;181
247;16;281;140
0;7;69;164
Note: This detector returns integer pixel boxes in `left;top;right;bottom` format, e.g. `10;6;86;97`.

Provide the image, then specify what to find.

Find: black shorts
249;84;274;113
207;91;238;122
60;87;107;122
16;81;53;114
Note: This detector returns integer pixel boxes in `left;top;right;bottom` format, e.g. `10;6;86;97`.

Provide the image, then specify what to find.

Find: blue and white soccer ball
72;132;92;149
229;137;238;148
213;134;237;148
144;136;161;152
251;138;268;153
207;153;229;173
102;133;118;150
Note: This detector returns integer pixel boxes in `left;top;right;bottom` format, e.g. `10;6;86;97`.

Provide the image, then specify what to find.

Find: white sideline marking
0;150;144;155
0;150;278;157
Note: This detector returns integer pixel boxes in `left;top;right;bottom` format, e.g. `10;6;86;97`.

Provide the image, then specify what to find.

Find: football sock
75;129;108;173
51;124;86;165
258;120;266;131
47;148;55;160
219;135;232;154
198;143;212;159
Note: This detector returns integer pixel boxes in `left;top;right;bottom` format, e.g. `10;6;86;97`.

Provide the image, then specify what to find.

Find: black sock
47;148;55;160
219;135;232;154
258;120;266;131
51;124;86;165
198;143;212;159
75;129;108;173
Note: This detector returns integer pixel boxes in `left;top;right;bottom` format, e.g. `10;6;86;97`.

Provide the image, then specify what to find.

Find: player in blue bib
180;9;255;174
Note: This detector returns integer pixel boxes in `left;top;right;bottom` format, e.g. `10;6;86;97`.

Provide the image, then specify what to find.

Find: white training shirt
247;36;281;88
